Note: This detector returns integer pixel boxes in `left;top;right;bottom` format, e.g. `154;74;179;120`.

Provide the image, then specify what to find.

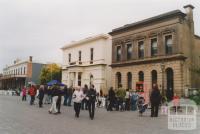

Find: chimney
29;56;33;62
184;4;195;22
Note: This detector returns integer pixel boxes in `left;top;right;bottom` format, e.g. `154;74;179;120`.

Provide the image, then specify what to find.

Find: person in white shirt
72;86;84;118
125;89;130;111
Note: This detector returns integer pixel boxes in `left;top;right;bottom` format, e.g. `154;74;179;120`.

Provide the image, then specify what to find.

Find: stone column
75;72;78;87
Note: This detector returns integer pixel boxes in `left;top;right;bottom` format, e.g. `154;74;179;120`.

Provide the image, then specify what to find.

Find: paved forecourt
0;96;199;134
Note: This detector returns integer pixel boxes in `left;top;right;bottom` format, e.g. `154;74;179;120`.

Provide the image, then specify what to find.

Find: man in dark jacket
56;87;63;114
108;87;115;111
87;84;96;120
150;83;161;117
38;85;45;108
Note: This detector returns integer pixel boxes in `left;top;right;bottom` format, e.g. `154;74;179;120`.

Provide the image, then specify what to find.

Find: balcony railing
63;59;106;68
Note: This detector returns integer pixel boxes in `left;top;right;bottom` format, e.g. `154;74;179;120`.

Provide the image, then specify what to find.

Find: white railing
0;90;16;96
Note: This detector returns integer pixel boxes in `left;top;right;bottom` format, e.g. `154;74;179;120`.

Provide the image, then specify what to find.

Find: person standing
28;85;36;105
56;87;63;114
63;85;68;106
67;86;73;106
173;93;180;112
49;85;59;114
150;83;161;117
87;84;97;120
22;86;27;101
81;84;89;110
125;89;130;111
38;85;45;108
108;87;115;111
43;85;48;104
72;86;84;118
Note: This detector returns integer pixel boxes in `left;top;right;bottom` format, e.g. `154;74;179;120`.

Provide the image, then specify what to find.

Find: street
0;96;200;134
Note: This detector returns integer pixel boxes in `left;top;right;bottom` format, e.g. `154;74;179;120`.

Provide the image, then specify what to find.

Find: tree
39;64;62;84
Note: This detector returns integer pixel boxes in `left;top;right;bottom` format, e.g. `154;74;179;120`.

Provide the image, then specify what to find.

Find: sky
0;0;200;73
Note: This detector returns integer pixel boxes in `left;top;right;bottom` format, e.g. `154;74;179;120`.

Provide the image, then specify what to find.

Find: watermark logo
168;99;197;130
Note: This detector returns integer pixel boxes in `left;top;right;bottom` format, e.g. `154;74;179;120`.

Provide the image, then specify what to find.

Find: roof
109;10;186;35
61;34;111;50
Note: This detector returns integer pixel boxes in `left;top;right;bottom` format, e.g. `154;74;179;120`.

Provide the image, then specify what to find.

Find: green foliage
189;90;200;105
39;64;62;84
116;88;126;99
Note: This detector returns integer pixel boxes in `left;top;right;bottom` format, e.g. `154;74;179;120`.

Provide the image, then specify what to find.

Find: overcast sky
0;0;200;73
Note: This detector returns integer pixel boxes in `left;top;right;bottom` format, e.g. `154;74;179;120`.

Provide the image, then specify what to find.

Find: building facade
0;56;45;90
61;34;112;93
109;5;200;100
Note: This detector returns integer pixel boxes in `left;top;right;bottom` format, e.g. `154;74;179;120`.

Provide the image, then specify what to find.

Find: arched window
127;72;132;89
89;74;94;86
166;68;174;101
138;71;144;82
116;72;121;88
151;70;157;87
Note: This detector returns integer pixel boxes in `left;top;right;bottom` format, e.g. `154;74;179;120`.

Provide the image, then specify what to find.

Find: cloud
0;0;200;72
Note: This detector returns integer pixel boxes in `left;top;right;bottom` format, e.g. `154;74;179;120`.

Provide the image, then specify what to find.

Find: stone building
109;5;200;100
61;34;112;93
0;56;45;90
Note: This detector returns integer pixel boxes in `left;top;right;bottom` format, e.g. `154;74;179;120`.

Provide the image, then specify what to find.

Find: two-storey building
109;5;200;100
0;56;45;89
61;34;112;93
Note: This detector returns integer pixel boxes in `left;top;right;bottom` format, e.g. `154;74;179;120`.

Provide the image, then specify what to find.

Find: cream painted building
0;56;45;89
61;34;112;93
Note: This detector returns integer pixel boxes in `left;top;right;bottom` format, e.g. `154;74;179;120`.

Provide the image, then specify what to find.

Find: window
138;71;144;82
151;38;158;56
78;72;82;86
138;41;144;58
127;72;132;89
24;67;26;74
90;48;94;64
78;51;82;64
116;46;121;61
151;70;157;88
21;67;23;75
68;53;71;63
127;43;132;60
116;72;122;88
90;74;94;86
165;35;172;55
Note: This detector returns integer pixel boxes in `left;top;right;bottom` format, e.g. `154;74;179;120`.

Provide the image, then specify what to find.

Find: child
137;96;148;116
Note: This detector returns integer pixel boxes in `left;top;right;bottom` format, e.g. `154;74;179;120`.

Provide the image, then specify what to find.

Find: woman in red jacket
28;85;36;105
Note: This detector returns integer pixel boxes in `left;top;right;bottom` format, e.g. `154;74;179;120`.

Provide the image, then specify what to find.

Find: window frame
165;35;173;55
126;43;132;60
116;45;122;62
138;40;144;59
90;48;94;64
151;38;158;57
68;53;71;63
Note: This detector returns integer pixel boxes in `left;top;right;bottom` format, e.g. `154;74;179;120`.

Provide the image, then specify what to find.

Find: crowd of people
20;82;180;120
